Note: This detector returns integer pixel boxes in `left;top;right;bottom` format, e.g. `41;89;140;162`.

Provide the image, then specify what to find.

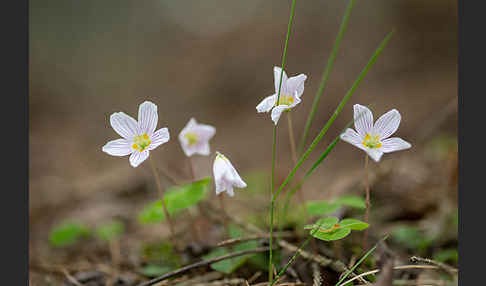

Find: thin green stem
269;0;297;282
363;154;370;250
298;0;356;155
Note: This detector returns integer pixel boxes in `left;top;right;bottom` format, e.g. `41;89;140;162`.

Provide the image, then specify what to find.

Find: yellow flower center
362;134;382;149
132;133;151;152
276;94;294;106
184;132;199;146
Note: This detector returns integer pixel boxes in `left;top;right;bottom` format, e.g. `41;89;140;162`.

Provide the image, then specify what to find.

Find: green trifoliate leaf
95;220;124;242
49;222;90;247
333;195;366;209
339;218;369;230
306;201;339;215
312;227;351;241
138;177;210;223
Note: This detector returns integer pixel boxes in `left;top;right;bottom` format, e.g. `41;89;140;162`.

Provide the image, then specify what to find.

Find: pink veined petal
366;149;383;162
149;128;170;150
226;159;247;188
110;112;139;139
340;128;366;151
256;95;277;113
138;101;158;135
353;104;374;137
271;105;289;125
129;150;149;167
213;156;228;195
102;139;133;156
372;109;401;139
380;137;411;153
286;74;307;97
274;66;288;95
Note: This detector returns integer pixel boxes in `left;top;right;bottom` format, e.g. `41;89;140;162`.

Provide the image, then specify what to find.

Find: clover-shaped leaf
138;177;211;223
305;216;368;242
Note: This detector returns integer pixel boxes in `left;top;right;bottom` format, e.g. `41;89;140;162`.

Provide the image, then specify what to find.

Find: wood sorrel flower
256;66;307;125
102;101;170;167
340;104;411;162
178;118;216;157
213;152;247;197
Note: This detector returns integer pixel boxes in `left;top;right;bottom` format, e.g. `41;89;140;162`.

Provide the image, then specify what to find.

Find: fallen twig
338;264;446;286
216;232;294;247
410;256;458;278
312;263;322;286
137;247;272;286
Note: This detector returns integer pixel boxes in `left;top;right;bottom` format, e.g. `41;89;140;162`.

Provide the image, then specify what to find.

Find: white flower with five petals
256;66;307;125
213;152;247;197
102;101;170;167
340;104;411;162
178;118;216;157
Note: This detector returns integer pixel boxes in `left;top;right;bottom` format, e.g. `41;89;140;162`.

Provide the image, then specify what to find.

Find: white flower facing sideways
102;101;170;167
213;152;247;197
340;104;412;162
178;118;216;157
256;66;307;125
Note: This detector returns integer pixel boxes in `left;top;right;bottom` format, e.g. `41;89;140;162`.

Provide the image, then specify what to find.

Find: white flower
340;104;411;162
256;66;307;125
178;118;216;157
213;152;247;197
102;101;170;167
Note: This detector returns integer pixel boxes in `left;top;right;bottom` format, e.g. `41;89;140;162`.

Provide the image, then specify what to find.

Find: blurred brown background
29;0;457;273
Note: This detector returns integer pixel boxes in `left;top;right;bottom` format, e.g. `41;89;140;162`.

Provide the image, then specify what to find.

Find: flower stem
287;112;298;164
149;156;175;238
269;0;297;282
218;194;230;239
362;154;370;250
298;0;356;155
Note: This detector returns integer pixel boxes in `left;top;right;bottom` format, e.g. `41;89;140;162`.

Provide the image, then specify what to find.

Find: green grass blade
335;235;389;286
272;31;393;203
269;0;297;282
299;0;356;155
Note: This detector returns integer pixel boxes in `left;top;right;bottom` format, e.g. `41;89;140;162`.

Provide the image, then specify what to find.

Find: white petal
213;155;227;194
226;160;247;189
372;109;401;139
195;124;216;141
102;139;132;156
286;74;307;97
148;128;170;150
256;95;277;113
225;186;235;197
110;112;139;139
271;105;289;125
129;150;149;167
289;91;302;108
340;128;366;151
197;143;211;156
138;101;158;135
274;66;288;95
380;137;411;153
353;104;374;137
366;149;383;162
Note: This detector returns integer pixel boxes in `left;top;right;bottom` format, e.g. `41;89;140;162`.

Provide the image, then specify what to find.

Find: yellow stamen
133;133;151;152
276;94;294;106
362;134;382;149
184;132;198;146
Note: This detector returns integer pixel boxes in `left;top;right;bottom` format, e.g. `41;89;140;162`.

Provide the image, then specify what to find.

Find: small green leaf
339;218;369;230
139;264;172;277
95;220;124;242
49;222;90;247
306;201;339;216
138;177;210;223
333;195;366;209
312;227;351;241
203;225;258;274
315;216;339;230
433;249;458;264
